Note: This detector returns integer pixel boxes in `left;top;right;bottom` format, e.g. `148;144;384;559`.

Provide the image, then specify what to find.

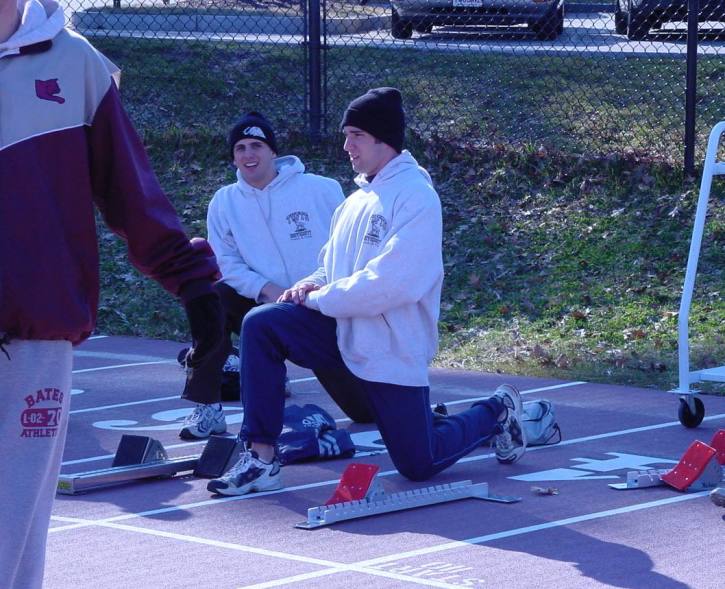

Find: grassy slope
92;38;724;391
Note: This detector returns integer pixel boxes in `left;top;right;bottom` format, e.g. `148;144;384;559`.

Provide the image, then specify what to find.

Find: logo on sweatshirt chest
35;79;66;104
286;211;312;240
364;214;388;246
20;387;65;439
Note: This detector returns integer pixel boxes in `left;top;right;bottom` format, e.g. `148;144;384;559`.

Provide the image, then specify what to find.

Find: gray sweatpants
0;340;72;589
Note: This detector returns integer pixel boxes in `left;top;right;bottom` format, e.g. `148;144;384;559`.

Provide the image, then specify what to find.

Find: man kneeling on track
206;87;527;497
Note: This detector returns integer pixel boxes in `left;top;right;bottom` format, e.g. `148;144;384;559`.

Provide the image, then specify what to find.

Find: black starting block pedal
193;435;243;478
112;434;168;467
57;434;242;495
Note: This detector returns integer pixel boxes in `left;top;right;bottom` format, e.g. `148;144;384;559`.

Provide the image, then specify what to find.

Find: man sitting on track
206;87;527;496
177;111;377;440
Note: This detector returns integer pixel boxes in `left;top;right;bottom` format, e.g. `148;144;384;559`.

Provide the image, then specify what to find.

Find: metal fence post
308;0;323;142
684;0;699;176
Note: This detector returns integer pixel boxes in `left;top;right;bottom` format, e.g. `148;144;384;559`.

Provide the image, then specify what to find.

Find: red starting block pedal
325;463;381;505
708;429;725;466
661;440;719;492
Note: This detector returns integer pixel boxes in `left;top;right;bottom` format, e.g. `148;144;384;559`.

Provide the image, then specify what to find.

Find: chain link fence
63;0;725;168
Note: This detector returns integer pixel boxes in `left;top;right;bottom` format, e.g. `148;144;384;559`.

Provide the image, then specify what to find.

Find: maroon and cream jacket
0;0;218;344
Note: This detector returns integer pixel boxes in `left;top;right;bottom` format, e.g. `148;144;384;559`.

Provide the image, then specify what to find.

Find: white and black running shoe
179;403;227;440
207;450;282;496
492;384;527;464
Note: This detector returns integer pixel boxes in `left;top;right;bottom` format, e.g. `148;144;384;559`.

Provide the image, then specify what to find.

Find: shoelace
496;426;514;451
183;404;209;426
225;451;254;479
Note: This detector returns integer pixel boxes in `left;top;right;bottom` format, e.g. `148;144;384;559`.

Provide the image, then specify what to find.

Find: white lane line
61;438;205;466
442;381;587;408
87;335;109;340
74;351;170;362
72;360;175;374
454;413;725;465
357;491;711;566
68;375;316;415
50;518;471;589
238;491;711;589
50;515;343;567
50;492;710;589
69;395;181;415
62;380;586;466
335;381;586;424
52;412;725;530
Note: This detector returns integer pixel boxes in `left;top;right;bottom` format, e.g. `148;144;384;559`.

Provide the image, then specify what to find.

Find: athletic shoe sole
207;476;282;497
178;423;227;440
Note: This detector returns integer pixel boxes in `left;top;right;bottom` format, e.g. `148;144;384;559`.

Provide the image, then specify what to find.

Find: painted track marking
50;492;710;589
52;412;725;531
62;381;586;466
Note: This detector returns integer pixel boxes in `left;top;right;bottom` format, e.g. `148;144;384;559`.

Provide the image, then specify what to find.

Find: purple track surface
45;336;725;589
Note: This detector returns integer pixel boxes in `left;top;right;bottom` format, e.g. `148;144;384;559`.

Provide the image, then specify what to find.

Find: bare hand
278;282;320;305
259;282;285;304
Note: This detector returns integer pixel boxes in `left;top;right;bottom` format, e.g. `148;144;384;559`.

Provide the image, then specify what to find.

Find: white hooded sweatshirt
0;0;63;58
207;155;344;301
305;151;444;387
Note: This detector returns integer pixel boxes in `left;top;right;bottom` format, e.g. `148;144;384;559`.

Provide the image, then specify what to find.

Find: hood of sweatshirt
0;0;64;57
353;150;433;190
234;154;306;198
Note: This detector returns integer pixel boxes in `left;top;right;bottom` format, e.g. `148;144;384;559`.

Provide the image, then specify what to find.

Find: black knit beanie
340;87;405;153
228;111;278;158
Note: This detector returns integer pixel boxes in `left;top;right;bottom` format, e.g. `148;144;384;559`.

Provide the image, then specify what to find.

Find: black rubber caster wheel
678;397;705;428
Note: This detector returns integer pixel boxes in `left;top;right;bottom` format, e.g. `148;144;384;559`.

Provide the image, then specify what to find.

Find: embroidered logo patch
20;387;64;438
363;214;388;245
244;126;266;139
287;211;312;240
35;79;65;104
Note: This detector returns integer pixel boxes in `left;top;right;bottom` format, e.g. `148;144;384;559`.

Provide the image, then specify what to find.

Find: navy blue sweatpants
240;303;504;481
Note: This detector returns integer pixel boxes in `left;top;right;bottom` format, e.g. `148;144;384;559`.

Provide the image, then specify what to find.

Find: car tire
627;8;650;40
614;0;628;35
391;9;413;39
532;5;564;40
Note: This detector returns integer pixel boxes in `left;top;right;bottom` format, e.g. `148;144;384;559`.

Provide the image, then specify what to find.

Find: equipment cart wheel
678;397;705;428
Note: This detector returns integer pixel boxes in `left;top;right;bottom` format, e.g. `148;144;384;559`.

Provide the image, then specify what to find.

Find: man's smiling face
233;138;277;189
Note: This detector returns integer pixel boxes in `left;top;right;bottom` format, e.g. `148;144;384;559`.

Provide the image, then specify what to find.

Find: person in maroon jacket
0;1;223;587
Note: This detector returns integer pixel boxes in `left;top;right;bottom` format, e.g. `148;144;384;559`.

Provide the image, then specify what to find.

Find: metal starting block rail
57;434;242;495
296;463;521;530
57;456;199;495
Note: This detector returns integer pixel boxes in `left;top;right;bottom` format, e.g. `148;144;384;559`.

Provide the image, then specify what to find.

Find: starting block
709;429;725;465
57;434;242;495
609;431;724;492
296;462;521;530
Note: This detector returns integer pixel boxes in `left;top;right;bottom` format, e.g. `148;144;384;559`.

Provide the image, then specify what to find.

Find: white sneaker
179;403;227;440
207;450;282;496
491;384;527;464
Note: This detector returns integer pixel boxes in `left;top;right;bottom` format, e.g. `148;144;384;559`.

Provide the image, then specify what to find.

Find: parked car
390;0;565;40
614;0;725;40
